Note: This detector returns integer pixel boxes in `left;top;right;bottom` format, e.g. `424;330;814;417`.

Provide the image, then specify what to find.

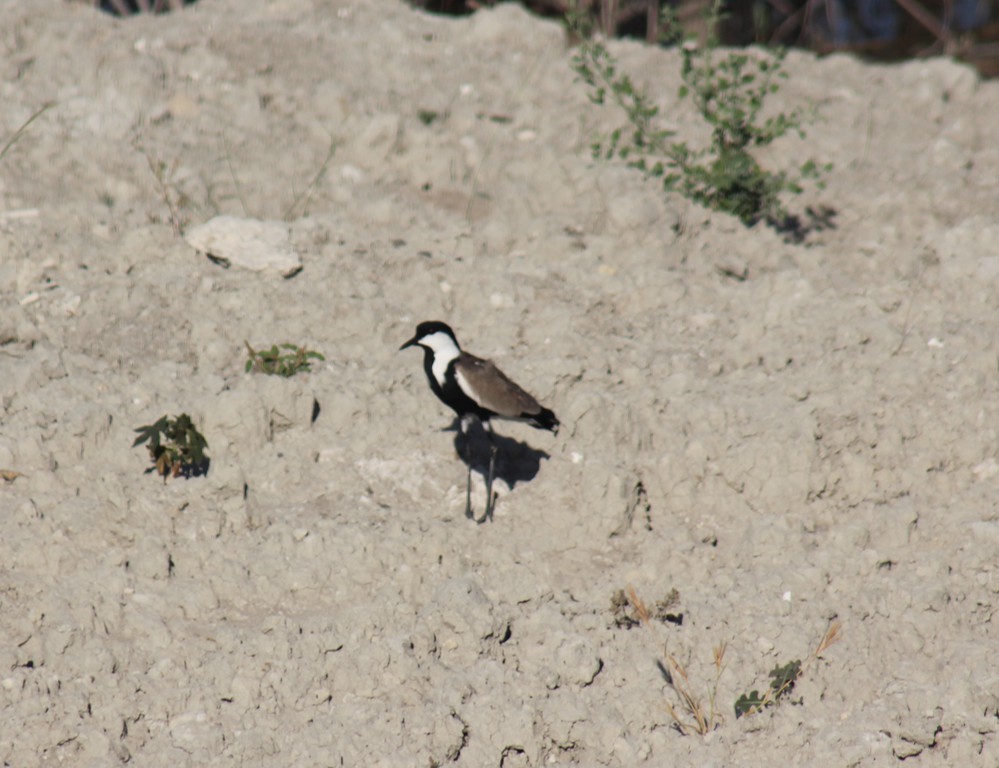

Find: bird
399;321;559;522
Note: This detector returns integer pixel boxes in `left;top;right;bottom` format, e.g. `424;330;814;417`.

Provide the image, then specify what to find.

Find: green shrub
569;2;829;227
133;414;209;479
245;342;324;377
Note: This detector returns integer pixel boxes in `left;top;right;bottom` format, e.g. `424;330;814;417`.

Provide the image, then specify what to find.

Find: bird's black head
399;321;458;351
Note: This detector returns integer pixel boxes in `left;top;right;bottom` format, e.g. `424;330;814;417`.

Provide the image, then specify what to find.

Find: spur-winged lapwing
400;321;559;522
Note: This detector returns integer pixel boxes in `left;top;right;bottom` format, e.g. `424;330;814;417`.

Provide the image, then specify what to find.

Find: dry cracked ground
2;0;999;765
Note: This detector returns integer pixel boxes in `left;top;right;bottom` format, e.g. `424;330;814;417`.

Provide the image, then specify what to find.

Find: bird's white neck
422;331;461;386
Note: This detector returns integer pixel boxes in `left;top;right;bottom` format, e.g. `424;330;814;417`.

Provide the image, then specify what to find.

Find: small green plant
133;414;210;479
568;2;828;227
245;341;324;377
417;109;443;126
734;659;802;717
734;620;842;718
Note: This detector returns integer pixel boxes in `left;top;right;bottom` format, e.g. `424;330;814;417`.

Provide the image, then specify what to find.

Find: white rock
185;216;302;277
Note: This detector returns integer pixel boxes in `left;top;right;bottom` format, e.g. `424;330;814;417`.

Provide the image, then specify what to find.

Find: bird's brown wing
455;353;542;419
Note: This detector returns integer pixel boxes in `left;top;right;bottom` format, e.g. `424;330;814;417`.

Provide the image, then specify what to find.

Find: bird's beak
399;335;418;351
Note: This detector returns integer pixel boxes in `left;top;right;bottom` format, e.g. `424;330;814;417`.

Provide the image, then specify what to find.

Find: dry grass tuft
621;585;844;734
625;585;725;735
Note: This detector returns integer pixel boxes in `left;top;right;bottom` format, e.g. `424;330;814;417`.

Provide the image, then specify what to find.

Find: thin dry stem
663;654;703;734
713;642;727;669
283;134;337;221
626;584;651;625
816;619;843;656
223;132;249;217
0;102;54;166
146;155;183;236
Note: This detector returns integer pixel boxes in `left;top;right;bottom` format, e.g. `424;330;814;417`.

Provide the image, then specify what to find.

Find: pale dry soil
2;0;999;765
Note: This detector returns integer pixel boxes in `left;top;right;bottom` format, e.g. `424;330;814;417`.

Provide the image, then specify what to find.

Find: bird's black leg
479;423;498;523
465;462;474;519
461;417;474;519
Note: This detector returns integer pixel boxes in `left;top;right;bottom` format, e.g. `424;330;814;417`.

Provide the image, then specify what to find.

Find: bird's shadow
444;418;549;489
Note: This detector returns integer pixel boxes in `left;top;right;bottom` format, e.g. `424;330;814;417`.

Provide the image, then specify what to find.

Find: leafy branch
568;1;829;227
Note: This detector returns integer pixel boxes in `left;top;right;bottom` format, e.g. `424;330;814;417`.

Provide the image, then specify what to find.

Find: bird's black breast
420;348;447;403
421;349;495;421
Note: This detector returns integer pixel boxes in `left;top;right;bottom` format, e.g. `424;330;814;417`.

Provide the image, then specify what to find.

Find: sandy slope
2;0;999;764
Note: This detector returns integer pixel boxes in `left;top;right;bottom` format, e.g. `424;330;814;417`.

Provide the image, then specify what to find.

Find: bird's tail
530;407;560;435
